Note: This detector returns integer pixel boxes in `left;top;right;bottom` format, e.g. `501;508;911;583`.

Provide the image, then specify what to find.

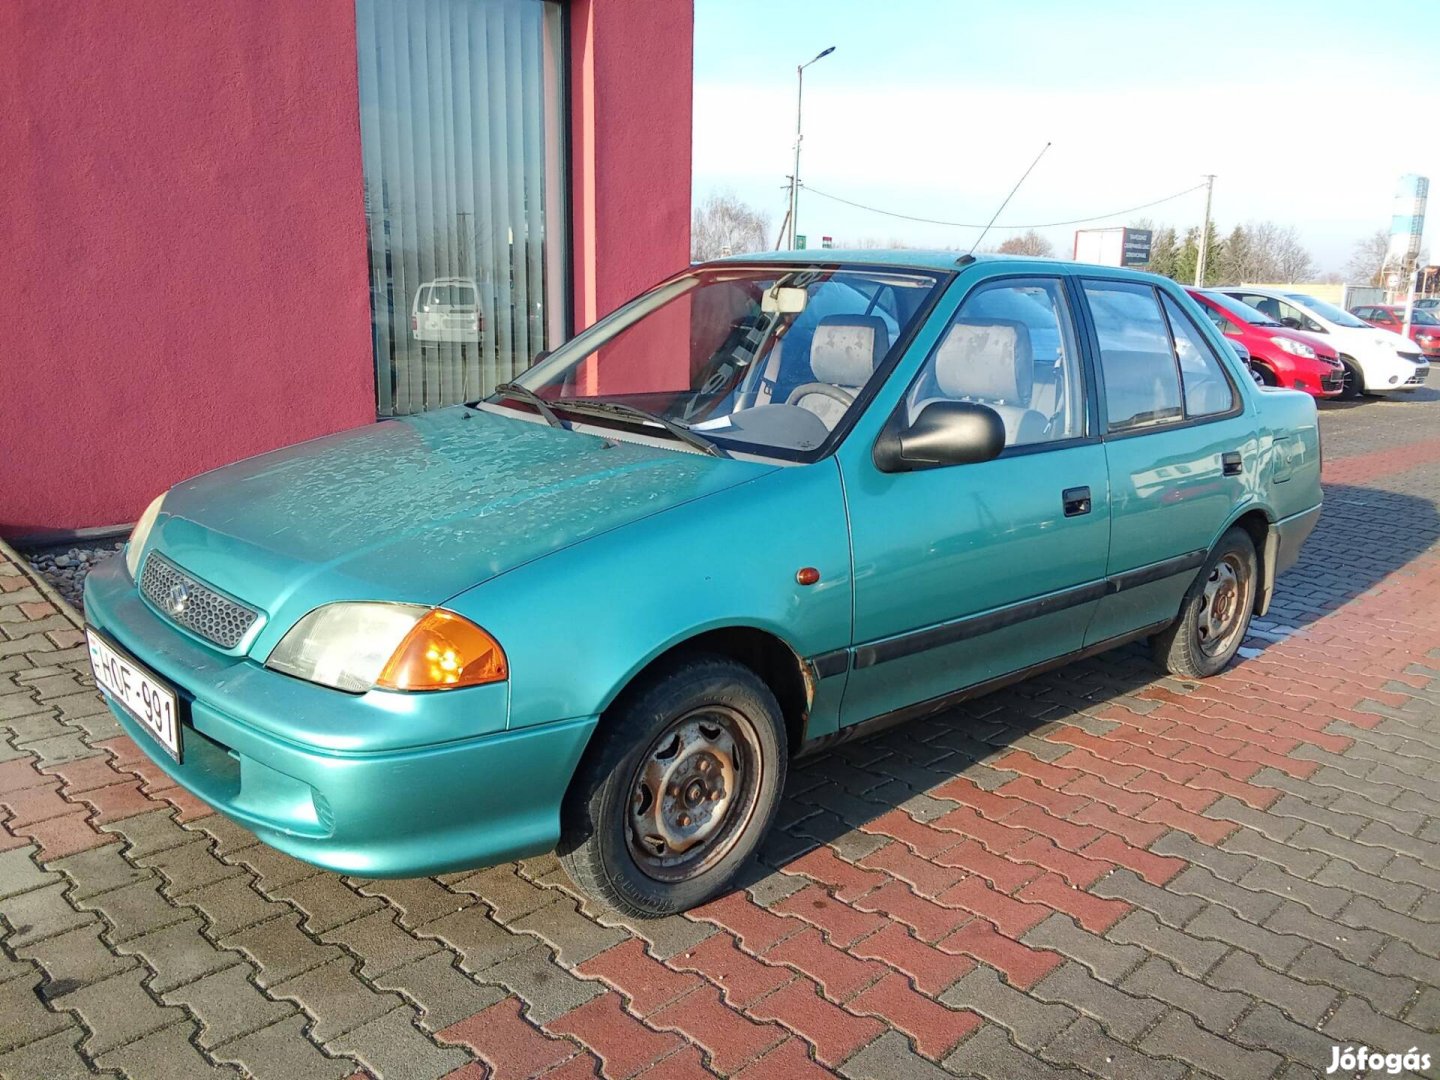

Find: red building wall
0;0;693;537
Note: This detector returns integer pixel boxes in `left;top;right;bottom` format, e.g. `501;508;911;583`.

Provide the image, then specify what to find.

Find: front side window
500;267;943;459
1083;281;1183;431
904;278;1086;448
1161;294;1238;418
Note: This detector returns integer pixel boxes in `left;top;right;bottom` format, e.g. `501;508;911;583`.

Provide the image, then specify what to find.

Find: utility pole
1194;174;1215;286
788;46;835;249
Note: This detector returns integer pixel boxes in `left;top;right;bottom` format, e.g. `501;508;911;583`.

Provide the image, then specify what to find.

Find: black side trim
853;580;1108;670
808;650;849;680
797;620;1172;758
1106;549;1207;594
850;548;1208;672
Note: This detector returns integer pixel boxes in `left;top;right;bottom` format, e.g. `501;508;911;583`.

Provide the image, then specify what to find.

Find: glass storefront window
356;0;568;416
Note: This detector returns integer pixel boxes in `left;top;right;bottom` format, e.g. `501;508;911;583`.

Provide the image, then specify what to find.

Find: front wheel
558;655;788;917
1338;356;1364;399
1152;527;1258;679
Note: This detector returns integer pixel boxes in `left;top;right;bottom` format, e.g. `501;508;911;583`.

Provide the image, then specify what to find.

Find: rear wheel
1152;527;1258;679
558;655;787;917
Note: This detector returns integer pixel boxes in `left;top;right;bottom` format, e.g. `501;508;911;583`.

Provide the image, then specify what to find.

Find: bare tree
1344;230;1390;286
1272;226;1316;282
691;191;771;261
995;229;1054;257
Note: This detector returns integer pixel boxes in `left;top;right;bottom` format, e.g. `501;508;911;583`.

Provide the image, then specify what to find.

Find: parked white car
1217;287;1427;397
411;277;482;346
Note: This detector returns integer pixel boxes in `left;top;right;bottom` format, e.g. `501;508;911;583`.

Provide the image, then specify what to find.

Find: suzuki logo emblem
167;582;192;616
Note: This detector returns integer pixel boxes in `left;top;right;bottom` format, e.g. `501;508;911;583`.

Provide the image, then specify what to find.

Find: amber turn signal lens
376;609;507;691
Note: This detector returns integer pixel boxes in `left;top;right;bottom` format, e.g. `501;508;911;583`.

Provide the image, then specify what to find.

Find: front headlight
266;602;507;693
124;494;167;580
1271;336;1316;359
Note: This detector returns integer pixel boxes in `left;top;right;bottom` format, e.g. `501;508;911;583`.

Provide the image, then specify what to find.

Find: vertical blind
356;0;568;417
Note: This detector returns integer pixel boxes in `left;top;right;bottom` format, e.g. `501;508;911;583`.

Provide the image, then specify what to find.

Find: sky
691;0;1436;273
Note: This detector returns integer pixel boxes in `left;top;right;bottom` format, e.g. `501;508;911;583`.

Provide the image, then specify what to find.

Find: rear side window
1161;294;1237;418
1082;281;1183;431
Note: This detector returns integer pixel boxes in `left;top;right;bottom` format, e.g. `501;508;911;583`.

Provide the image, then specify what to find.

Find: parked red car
1186;289;1345;397
1350;303;1440;359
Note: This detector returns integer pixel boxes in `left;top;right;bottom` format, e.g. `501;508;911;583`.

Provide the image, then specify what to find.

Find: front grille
1405;369;1428;385
140;553;260;650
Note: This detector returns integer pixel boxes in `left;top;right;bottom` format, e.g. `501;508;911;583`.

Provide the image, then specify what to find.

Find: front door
840;275;1112;726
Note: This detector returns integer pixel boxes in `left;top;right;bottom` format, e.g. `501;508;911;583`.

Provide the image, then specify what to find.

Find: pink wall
571;0;694;331
0;0;693;537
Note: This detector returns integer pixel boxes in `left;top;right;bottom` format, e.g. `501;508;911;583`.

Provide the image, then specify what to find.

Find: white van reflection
411;278;481;346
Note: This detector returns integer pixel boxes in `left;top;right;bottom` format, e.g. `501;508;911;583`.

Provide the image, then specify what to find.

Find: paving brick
1015;873;1131;933
775;884;887;947
321;909;440;979
162;964;293;1049
938;964;1075;1052
1106;911;1225;979
1236;859;1351;919
1164;865;1285;925
743;976;883;1067
0;971;75;1052
14;921;137;994
1289;944;1417;1018
1313;856;1425;913
220;912;344;989
0;881;97;948
839;1029;953;1080
1120;954;1249;1035
1323;995;1436;1057
732;1036;836;1080
134;836;246;895
0;845;53;899
1031;960;1164;1042
351;876;473;929
1205;948;1338;1027
669;930;792;1008
549;992;688;1077
371;950;506;1032
474;942;606;1025
510;893;629;967
1186;904;1309;970
48;843;152;905
421;905;534;976
212;1014;357;1080
327;1005;470;1080
687;891;803;954
0;1027;100;1080
849;971;982;1060
1231;1002;1337;1071
271;957;406;1042
1139;1009;1282;1079
101;807;196;859
1021;912;1146;984
62;967;190;1056
763;925;885;1003
1040;1016;1185;1080
578;939;702;1017
94;1020;243;1080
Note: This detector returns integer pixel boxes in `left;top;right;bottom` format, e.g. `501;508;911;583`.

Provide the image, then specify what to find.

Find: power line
799;181;1210;230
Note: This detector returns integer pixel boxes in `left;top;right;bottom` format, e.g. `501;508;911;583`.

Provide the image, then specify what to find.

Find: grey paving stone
1092;869;1206;927
0;882;97;949
1323;995;1436;1055
1205;949;1337;1027
1338;897;1440;957
1289;823;1393;874
1263;903;1386;966
472;942;605;1025
371;951;506;1032
1314;857;1425;914
939;964;1076;1051
179;874;283;938
1221;829;1327;879
1107;912;1226;980
161;964;294;1049
1023;914;1146;984
942;1023;1086;1080
94;1019;242;1080
74;878;194;945
1370;939;1440;986
135;837;246;896
448;864;560;924
114;916;245;994
1289;944;1417;1019
220;912;344;988
264;873;382;936
212;1013;357;1080
1139;1009;1282;1080
48;845;151;901
14;922;137;996
840;1029;952;1080
1031;961;1164;1042
0;971;74;1052
320;909;440;979
1232;1003;1340;1071
419;905;533;975
0;1026;106;1080
1236;860;1351;919
1151;831;1254;883
182;812;262;858
100;808;194;859
270;957;405;1043
1186;905;1309;971
325;1005;471;1080
62;968;189;1056
0;846;54;900
1040;1016;1186;1080
223;842;323;892
1120;956;1250;1036
350;876;474;929
510;894;629;967
1403;987;1440;1033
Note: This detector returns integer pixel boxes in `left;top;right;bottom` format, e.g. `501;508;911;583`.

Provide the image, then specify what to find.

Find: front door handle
1063;486;1092;517
1222;451;1243;476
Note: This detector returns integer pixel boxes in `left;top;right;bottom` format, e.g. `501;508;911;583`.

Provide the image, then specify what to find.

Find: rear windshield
424;285;477;308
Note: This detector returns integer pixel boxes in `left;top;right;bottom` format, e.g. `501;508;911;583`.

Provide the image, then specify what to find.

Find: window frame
1075;276;1246;440
1158;290;1242;422
884;273;1101;464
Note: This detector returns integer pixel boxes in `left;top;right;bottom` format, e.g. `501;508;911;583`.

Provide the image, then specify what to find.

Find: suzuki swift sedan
85;253;1322;916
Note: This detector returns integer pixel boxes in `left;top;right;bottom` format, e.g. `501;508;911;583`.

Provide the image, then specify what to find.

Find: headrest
810;315;890;387
933;319;1033;403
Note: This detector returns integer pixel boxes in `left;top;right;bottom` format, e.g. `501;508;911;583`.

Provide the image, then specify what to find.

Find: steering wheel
784;383;856;410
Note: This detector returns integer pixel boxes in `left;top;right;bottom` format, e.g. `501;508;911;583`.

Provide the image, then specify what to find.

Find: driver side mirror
873;400;1006;473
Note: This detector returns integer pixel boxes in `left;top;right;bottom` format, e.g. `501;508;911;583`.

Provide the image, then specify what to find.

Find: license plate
86;629;182;762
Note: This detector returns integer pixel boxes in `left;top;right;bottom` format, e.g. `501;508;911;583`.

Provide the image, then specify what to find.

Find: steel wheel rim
1196;553;1250;658
626;706;764;883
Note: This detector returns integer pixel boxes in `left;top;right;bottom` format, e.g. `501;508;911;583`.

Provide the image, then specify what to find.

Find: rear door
1079;279;1255;645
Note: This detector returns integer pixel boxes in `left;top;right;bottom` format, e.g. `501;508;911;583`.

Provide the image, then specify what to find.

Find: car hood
147;406;776;630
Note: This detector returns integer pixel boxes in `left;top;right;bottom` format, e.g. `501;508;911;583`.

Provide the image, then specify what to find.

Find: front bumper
83;557;597;877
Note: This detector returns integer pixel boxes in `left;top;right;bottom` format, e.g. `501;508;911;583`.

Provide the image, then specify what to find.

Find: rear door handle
1222;451;1243;476
1063;486;1092;517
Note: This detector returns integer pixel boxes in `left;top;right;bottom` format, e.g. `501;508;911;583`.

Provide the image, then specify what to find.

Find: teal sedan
84;252;1322;916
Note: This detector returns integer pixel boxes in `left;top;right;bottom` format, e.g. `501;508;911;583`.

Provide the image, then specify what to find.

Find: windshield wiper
493;382;564;430
552;398;729;458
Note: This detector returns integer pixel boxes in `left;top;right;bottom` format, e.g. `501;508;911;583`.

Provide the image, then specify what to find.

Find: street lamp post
789;46;835;249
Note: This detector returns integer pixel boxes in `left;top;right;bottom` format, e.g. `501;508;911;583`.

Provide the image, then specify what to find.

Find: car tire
558;654;788;918
1338;356;1363;399
1151;527;1258;679
1251;364;1277;388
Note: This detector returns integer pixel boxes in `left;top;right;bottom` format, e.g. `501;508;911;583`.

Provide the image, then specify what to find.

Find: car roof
705;249;1173;285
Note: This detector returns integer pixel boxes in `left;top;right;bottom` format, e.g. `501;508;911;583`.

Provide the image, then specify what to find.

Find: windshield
495;266;943;458
1283;294;1369;328
1400;308;1440;326
1202;291;1280;327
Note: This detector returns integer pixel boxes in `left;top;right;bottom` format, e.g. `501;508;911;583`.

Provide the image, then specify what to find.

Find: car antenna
963;141;1052;260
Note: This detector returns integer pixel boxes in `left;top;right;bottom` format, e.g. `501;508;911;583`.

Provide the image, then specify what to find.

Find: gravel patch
23;542;125;611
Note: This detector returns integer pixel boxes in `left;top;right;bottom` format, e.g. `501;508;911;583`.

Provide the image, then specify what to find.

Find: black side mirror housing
873;400;1006;472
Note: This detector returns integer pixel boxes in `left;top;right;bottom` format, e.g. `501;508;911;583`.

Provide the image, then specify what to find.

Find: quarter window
905;278;1085;449
1161;294;1237;418
1082;281;1183;432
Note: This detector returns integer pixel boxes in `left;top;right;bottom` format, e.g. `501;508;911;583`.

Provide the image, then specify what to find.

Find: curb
0;536;88;631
